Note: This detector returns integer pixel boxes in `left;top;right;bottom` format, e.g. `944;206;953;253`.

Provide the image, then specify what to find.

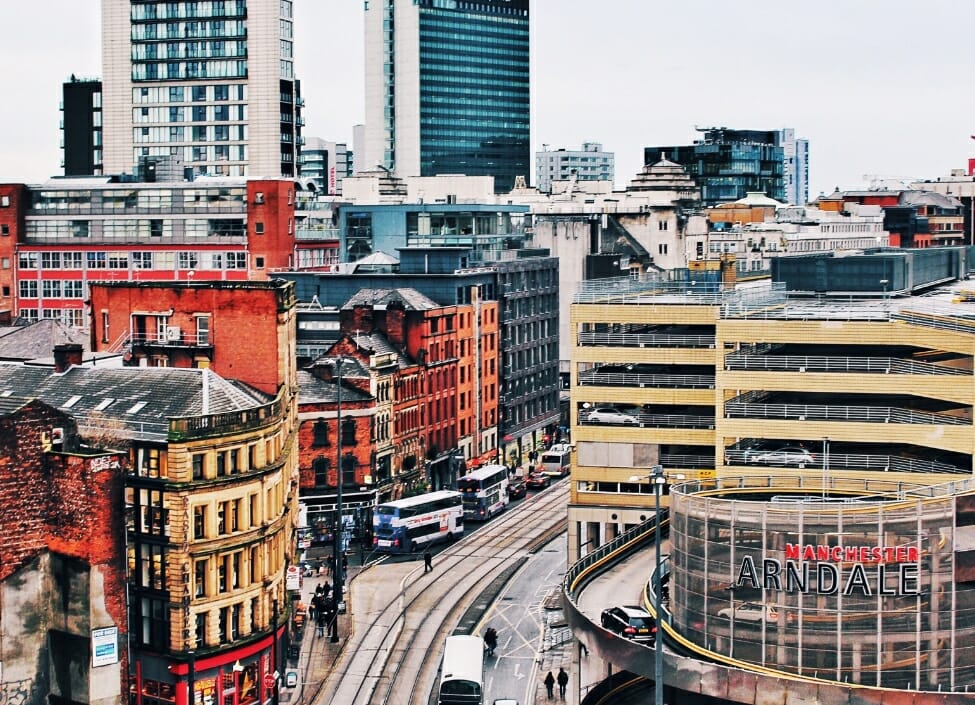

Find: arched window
313;456;330;487
313;418;330;446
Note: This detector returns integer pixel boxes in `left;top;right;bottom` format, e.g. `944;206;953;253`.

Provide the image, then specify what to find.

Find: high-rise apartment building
101;0;302;177
535;142;614;193
61;77;103;176
300;137;353;195
363;0;530;193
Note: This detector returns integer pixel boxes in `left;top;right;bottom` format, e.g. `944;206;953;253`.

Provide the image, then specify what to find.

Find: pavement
281;542;582;705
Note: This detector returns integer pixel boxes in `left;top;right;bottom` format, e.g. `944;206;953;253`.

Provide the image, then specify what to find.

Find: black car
525;472;550;489
600;605;656;644
507;477;527;499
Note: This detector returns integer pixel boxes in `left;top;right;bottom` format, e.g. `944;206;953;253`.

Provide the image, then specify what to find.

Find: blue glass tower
364;0;530;193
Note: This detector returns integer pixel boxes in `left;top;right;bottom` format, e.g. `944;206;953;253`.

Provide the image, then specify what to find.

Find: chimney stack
53;343;84;373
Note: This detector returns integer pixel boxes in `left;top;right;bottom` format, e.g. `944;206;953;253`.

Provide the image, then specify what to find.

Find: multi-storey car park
566;247;975;700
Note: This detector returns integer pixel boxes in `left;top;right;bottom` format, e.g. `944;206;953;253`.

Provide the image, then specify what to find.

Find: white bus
438;634;484;705
372;491;464;554
539;444;572;478
456;464;509;521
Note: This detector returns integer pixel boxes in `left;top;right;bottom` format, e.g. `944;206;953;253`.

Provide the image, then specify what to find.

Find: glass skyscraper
101;0;302;177
645;127;809;207
364;0;530;193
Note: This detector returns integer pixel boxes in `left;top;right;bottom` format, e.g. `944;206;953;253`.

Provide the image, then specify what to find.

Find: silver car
751;447;815;466
586;407;638;425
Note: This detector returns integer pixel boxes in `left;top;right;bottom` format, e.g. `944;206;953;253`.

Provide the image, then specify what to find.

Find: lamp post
271;599;279;705
822;437;830;500
651;464;666;705
880;278;889;317
331;357;348;643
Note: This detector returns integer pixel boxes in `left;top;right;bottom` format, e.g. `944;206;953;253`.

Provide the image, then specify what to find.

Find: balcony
130;330;214;351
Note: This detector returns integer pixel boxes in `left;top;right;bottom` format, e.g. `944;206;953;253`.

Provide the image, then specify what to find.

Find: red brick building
0;397;129;705
296;349;376;546
0;178;337;327
89;280;296;396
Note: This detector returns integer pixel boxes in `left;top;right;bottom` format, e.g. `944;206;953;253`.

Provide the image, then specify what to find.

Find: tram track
316;480;570;705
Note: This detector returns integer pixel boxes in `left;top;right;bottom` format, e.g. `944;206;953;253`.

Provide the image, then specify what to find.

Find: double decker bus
372;490;464;554
438;635;484;705
456;464;509;521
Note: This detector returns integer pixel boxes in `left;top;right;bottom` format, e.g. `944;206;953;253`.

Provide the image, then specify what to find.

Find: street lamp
330;357;350;642
650;464;666;705
822;437;830;500
879;278;889;317
631;464;666;705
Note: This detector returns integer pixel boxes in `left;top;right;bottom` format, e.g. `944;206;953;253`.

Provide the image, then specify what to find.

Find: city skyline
1;0;974;197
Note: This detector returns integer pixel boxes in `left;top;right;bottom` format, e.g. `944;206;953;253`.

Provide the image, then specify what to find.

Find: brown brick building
0;398;128;705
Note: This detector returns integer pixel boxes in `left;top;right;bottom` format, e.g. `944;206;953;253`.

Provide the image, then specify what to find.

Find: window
217;501;227;534
254;222;264;234
216;451;227;476
313;456;329;486
192;453;205;480
195;559;208;597
1;224;8;236
341;417;356;446
193;505;207;539
312;419;330;446
255;256;265;269
196;316;210;345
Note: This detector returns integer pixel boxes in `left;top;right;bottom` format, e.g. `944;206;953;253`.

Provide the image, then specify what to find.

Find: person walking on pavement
544;671;555;699
316;609;326;638
424;548;433;572
557;667;568;699
484;627;498;657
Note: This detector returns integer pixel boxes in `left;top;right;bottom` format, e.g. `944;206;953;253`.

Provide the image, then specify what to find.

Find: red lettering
831;546;843;561
785;544;800;560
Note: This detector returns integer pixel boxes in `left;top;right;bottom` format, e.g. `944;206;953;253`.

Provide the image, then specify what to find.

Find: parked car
750;447;816;466
507;477;527;499
717;601;782;624
525;472;550;489
586;407;638;425
600;605;657;644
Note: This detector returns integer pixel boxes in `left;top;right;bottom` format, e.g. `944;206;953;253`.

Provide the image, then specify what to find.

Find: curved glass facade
670;477;975;690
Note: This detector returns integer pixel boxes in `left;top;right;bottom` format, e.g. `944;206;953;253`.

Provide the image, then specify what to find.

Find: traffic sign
263;674;276;690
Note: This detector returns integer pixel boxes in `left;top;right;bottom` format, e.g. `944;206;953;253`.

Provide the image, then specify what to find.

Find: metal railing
893;310;975;335
659;453;715;469
578;370;716;389
724;401;971;426
725;354;970;376
577;331;716;348
724;449;969;475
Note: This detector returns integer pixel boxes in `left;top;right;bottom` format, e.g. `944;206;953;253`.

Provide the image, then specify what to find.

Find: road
315;479;570;705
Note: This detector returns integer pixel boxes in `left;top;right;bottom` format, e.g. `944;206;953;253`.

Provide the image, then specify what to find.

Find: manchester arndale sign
734;543;921;597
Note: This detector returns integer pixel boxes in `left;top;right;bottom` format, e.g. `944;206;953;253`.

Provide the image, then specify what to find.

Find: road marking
514;663;525;680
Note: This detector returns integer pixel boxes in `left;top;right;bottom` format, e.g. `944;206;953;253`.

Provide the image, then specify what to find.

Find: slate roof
341;288;440;311
0;364;272;440
0;320;89;362
297;369;373;405
347;332;415;370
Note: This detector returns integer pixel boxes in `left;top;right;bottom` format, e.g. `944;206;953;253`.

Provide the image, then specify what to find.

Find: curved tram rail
316;480;570;705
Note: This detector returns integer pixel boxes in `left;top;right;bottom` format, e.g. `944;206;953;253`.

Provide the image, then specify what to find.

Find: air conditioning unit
166;326;181;341
51;427;64;446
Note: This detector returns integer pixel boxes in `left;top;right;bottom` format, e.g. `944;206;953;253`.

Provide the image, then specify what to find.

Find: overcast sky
1;1;973;197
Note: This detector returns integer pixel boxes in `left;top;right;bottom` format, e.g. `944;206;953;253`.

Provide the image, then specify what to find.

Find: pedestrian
543;671;555;699
423;548;433;572
484;627;497;657
316;609;326;638
557;667;568;699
